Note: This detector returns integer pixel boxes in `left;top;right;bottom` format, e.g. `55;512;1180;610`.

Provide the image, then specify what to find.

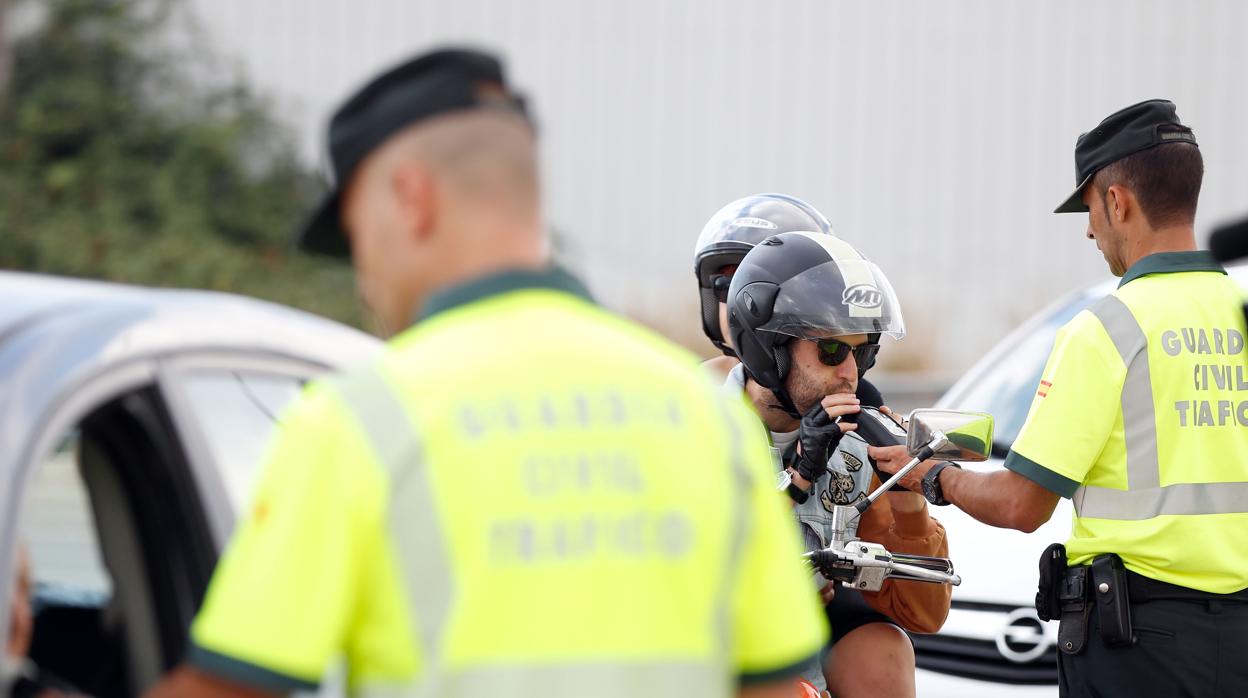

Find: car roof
0;270;379;367
0;272;381;468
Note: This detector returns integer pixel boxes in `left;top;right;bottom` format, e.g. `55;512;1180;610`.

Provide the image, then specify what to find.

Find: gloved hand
794;401;846;484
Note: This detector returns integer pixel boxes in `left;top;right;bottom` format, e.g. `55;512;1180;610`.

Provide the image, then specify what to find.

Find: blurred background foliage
0;0;366;328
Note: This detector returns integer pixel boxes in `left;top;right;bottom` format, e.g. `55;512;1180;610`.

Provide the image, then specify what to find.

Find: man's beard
785;367;854;414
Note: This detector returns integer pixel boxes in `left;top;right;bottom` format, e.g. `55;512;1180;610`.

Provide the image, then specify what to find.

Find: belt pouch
1035;543;1066;621
1057;567;1090;656
1091;554;1135;647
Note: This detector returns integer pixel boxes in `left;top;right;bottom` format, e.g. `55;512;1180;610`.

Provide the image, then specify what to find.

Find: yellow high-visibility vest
190;269;826;696
1007;252;1248;593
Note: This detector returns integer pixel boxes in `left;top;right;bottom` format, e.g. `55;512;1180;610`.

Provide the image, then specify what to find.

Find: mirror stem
853;432;947;517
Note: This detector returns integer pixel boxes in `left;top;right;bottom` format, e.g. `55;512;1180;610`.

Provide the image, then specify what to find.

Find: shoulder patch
820;488;836;512
841;451;864;472
822;472;856;511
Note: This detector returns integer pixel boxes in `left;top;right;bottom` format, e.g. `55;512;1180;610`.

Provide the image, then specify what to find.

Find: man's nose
837;352;858;379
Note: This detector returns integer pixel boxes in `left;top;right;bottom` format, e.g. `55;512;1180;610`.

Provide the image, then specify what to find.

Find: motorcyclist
725;230;952;697
692;194;883;410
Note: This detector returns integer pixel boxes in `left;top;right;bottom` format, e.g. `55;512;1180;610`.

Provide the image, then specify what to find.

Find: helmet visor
693;219;780;257
759;258;906;339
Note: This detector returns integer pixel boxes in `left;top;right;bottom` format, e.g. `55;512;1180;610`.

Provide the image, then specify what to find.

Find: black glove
793;402;845;485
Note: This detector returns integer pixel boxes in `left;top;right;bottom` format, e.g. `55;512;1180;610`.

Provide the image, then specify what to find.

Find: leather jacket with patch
724;364;952;634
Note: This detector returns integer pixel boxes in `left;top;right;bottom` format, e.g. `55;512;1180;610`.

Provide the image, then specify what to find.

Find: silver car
0;271;379;697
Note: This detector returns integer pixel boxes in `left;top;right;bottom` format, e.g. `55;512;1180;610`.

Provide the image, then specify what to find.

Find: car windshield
944;293;1094;451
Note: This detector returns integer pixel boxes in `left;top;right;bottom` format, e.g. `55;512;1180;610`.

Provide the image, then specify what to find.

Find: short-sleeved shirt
1004;252;1248;593
188;268;827;695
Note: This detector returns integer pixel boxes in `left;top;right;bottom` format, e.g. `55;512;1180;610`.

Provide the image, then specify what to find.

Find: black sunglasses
711;273;732;303
811;338;880;369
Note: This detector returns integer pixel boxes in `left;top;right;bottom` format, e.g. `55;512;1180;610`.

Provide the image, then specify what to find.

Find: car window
18;430;128;697
21;432;112;598
947;296;1091;449
179;372;304;508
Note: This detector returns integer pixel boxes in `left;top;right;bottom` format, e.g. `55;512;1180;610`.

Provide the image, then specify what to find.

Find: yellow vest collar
417;266;594;322
1118;251;1224;288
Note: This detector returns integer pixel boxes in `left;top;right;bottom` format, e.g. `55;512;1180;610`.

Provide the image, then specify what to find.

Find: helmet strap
858;332;882;377
768;341;802;419
770;389;802;420
740;363;802;420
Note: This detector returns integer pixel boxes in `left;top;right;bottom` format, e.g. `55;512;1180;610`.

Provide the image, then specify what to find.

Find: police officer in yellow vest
869;99;1248;696
144;48;826;698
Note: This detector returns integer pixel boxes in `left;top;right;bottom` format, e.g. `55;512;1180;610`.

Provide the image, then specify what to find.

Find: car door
155;352;351;696
155;353;327;546
5;351;344;697
5;357;219;697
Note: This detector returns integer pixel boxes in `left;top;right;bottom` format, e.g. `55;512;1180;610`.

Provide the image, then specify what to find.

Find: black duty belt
1124;569;1248;604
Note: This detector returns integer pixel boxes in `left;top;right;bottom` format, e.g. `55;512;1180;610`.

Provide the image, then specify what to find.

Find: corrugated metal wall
186;0;1248;374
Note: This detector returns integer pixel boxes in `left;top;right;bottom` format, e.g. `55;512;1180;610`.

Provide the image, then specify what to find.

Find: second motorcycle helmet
693;193;835;356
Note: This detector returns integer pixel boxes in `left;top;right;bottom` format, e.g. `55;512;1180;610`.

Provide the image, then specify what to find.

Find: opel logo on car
995;608;1052;663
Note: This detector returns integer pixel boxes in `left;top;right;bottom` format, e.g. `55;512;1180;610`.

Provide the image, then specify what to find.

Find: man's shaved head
341;103;547;335
386;106;539;218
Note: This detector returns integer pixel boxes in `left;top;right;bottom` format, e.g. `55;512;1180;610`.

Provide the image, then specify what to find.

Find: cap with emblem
1054;99;1198;214
297;48;531;258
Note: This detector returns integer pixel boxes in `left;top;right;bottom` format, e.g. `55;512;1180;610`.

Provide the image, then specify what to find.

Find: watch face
921;467;941;504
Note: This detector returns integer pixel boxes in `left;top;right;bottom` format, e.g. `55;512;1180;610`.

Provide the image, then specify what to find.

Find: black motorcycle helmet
693;194;835;356
727;231;905;417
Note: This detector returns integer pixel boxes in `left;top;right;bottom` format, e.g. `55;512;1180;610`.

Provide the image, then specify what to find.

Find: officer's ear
390;159;438;243
1104;184;1132;225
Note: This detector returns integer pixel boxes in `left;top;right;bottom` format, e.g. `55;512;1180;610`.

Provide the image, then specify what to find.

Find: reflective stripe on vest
331;369;454;675
334;367;743;696
357;661;728;698
714;403;750;658
1074;295;1248;520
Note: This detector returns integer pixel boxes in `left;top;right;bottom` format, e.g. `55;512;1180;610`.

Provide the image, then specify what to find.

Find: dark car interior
22;386;218;698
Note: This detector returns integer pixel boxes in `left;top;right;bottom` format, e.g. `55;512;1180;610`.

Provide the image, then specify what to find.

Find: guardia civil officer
145;48;824;698
872;99;1248;696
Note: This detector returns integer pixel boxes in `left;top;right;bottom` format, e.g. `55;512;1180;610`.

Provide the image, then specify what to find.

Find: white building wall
186;0;1248;375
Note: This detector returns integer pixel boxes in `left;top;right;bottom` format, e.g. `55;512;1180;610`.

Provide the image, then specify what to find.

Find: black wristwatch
921;461;961;506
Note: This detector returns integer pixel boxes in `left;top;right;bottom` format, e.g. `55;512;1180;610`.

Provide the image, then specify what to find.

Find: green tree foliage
0;0;366;328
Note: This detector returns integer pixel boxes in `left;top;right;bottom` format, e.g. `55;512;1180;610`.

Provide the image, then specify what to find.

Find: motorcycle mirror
905;409;994;462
